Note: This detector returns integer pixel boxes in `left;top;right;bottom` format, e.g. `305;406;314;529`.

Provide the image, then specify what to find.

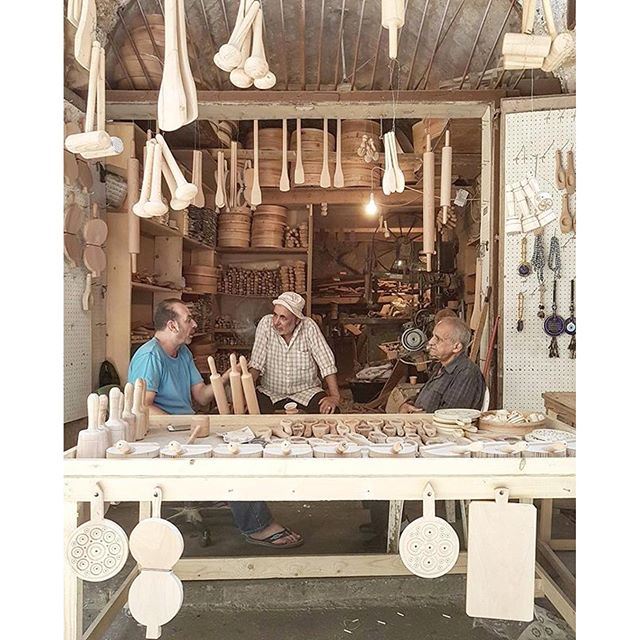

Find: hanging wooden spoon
251;119;262;205
175;0;198;124
559;193;573;234
279;118;290;192
144;141;169;217
333;118;344;188
565;149;575;194
294;118;305;184
230;142;238;207
320;117;331;188
389;131;405;193
215;151;225;209
555;149;566;190
191;150;205;207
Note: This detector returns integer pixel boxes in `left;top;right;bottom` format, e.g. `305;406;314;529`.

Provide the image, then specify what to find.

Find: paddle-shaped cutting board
466;488;536;622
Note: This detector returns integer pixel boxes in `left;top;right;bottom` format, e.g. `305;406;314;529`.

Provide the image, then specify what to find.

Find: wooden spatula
279;119;290;192
191;150;205;207
333;118;344;188
74;0;96;70
294;118;305;184
320;118;331;188
251;120;262;206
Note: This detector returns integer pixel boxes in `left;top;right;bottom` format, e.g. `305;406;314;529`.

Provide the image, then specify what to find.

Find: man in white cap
247;292;341;414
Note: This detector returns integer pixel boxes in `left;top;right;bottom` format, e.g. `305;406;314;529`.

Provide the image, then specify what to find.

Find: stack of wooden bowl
251;205;288;247
183;265;219;294
111;14;205;90
245;127;282;188
284;223;308;247
217;209;251;247
289;127;335;186
215;120;238;148
341;120;382;187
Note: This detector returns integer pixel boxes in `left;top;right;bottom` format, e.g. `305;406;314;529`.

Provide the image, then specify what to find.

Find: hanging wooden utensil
214;0;260;71
544;279;565;358
66;482;128;582
469;258;483;330
156;134;198;201
440;130;452;224
229;353;246;415
161;158;189;211
559;193;572;234
333;118;344;188
64;197;84;267
191;150;205;207
83;203;108;277
230;8;254;89
144;141;170;217
64;150;79;184
382;132;396;195
555;149;566;190
279;119;290;192
251;120;262;205
466;488;536;622
399;483;460;578
421;134;436;271
294;118;305;184
245;7;269;80
239;355;260;415
67;0;80;26
389;131;405;193
127;153;140;273
380;0;405;60
320;117;331;188
133;140;155;217
230;142;238;207
565;149;576;194
74;0;96;70
540;0;576;72
215;151;225;209
128;487;184;640
175;0;198;124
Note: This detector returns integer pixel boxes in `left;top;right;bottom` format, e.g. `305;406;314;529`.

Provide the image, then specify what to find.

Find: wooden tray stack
219;265;281;296
251;205;288;247
289;127;335;186
341;120;382;187
245;127;282;188
285;223;308;247
183;265;219;294
280;261;306;293
111;14;204;90
217;209;252;247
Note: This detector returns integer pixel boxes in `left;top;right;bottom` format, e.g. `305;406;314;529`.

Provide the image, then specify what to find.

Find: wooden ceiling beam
406;0;431;91
350;0;367;91
316;0;326;90
105;89;504;120
458;0;493;90
475;0;516;89
333;0;347;90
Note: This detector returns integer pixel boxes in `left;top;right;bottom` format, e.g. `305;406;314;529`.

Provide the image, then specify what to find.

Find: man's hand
400;401;423;414
319;395;340;414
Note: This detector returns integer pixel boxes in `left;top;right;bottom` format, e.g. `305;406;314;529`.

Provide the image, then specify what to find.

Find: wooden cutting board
466;488;536;621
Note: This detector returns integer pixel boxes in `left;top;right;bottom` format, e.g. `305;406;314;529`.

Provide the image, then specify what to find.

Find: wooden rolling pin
422;133;435;272
239;355;260;415
207;356;230;415
229;353;246;415
440;130;452;225
127;153;140;273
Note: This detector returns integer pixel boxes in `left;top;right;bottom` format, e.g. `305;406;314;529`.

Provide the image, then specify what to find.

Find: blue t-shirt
128;338;203;415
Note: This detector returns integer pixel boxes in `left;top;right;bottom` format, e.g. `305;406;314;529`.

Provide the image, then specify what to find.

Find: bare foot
249;521;302;546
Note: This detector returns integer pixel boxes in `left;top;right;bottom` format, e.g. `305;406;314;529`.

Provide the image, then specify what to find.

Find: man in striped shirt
248;292;341;414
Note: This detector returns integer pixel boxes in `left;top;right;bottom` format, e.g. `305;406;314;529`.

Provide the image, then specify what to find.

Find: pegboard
64;264;92;421
501;106;576;411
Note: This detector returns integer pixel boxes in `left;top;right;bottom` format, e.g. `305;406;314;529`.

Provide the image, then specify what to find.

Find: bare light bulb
365;192;378;216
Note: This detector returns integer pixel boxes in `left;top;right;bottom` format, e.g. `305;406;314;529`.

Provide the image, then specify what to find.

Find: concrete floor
81;500;576;640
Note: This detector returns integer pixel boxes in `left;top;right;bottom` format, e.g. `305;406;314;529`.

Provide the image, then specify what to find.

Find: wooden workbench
542;392;576;428
64;413;576;639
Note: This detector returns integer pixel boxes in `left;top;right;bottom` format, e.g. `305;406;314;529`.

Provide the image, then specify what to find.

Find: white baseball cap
272;291;305;319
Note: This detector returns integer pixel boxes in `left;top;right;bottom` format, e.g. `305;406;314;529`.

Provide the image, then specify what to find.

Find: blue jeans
229;501;273;535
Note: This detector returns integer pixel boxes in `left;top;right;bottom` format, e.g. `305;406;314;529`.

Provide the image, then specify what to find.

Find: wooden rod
368;22;384;90
475;0;517;89
350;0;367;91
458;0;494;90
218;0;230;41
316;0;326;90
406;0;431;91
333;0;347;89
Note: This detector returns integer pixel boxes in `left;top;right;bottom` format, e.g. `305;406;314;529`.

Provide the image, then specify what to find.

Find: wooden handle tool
215;151;225;208
333;118;344;188
294;118;305;184
122;381;137;441
320;118;331;188
555;149;566;190
239;355;260;415
279;119;290;192
191;150;205;207
251;120;262;205
229;353;246;415
144;141;170;217
559;193;573;234
230;142;238;207
156;134;198;201
133;140;155;217
207;356;230;415
421;134;435;271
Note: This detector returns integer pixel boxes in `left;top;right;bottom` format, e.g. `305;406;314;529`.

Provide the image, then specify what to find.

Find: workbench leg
386;500;404;553
64;501;83;640
139;501;151;521
445;500;456;523
539;499;553;542
459;500;468;548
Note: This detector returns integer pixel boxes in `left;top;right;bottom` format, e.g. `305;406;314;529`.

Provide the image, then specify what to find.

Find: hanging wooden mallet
239;355;260;415
421;133;436;271
127;152;140;273
440;130;452;225
207;356;230;415
214;0;260;71
144;141;169;217
381;0;405;60
229;353;246;415
244;7;269;80
156;134;198;202
133;139;156;217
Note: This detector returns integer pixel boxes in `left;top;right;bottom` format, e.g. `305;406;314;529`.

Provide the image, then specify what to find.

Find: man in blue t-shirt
128;298;303;549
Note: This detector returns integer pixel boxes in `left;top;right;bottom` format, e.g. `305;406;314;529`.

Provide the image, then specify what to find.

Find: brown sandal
244;527;304;549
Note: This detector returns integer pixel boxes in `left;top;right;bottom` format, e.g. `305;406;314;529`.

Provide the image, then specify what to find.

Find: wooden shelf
182;289;214;296
140;217;182;238
183;235;215;251
312;296;363;305
215;292;280;298
132;282;183;294
215;345;252;351
215;247;307;255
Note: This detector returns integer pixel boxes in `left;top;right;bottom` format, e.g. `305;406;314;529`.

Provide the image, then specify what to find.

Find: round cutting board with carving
399;517;459;578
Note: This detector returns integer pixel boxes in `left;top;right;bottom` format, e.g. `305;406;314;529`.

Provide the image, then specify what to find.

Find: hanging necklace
518;236;531;277
548;234;561;280
544;279;565;358
516;292;525;332
566;278;576;358
531;231;546;318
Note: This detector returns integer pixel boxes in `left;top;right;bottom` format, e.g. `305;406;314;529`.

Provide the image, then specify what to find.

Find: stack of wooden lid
217;209;252;247
280;261;306;293
252;205;288;248
341;120;381;187
111;14;205;90
289;127;335;186
245;127;282;187
183;265;219;294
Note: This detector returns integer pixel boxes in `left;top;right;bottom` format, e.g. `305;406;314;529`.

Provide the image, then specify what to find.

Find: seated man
128;298;303;549
248;292;341;414
400;316;485;413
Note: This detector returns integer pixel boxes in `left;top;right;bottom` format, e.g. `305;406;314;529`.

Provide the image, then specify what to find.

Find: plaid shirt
249;315;338;405
414;354;485;413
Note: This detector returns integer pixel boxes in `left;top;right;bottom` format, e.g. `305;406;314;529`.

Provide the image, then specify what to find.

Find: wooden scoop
320;118;331;188
559;194;573;234
207;355;230;415
175;0;198;124
565;149;576;194
251;120;262;205
294;119;305;184
555;149;566;190
239;355;260;415
279;119;290;192
333;118;344;188
229;353;246;415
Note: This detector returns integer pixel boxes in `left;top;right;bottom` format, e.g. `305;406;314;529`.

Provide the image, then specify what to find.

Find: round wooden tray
478;410;547;436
